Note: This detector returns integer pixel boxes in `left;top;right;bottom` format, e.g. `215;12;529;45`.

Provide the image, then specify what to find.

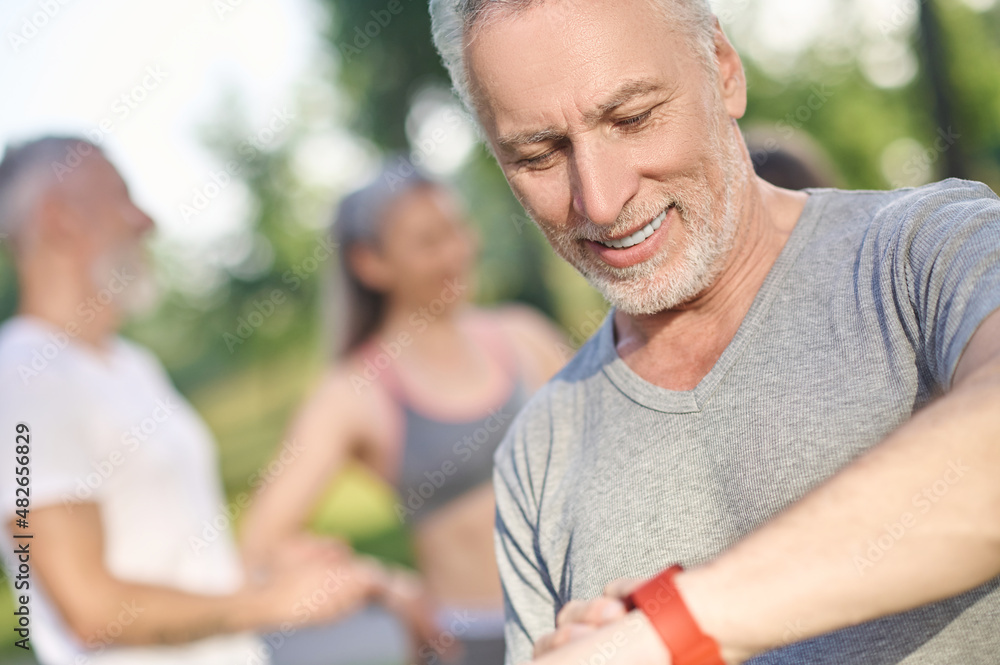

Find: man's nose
568;140;640;227
130;204;155;236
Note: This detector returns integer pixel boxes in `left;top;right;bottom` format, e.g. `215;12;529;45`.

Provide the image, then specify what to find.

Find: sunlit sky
1;0;995;255
0;0;345;248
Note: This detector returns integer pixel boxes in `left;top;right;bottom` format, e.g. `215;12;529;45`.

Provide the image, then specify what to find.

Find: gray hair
0;136;101;246
429;0;718;120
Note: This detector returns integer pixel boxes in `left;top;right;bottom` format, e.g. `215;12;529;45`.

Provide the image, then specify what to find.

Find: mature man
428;1;1000;664
0;136;387;664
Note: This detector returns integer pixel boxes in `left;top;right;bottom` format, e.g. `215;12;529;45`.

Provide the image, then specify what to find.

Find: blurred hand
533;578;644;658
374;566;463;663
250;546;376;629
271;532;352;569
245;531;351;584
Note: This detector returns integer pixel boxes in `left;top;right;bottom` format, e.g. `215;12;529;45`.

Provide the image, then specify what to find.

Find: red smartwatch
623;564;725;665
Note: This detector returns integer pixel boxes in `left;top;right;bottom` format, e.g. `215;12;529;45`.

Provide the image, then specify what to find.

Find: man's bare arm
535;306;1000;664
20;502;375;649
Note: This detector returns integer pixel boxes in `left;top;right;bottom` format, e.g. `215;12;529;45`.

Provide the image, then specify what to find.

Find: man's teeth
599;209;667;249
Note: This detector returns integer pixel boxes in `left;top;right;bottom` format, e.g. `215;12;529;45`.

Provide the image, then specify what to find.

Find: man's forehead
61;153;125;194
465;0;689;135
493;79;667;149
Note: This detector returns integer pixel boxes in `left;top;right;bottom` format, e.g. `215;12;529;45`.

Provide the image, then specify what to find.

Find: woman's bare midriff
411;481;504;607
356;310;516;609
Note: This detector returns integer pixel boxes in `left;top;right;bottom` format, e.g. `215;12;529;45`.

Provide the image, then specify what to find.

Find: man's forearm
76;581;265;648
679;361;1000;662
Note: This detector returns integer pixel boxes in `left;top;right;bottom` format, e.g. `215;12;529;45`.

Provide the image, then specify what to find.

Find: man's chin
585;262;717;317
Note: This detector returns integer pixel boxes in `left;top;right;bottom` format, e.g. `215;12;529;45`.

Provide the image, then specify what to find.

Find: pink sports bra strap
467;315;520;381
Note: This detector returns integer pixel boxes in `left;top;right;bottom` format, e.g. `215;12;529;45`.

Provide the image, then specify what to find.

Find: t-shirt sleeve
493;406;561;665
892;179;1000;389
0;372;101;518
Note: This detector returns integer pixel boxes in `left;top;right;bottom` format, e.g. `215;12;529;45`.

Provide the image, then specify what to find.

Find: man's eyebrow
497;127;566;151
495;79;664;151
589;79;664;118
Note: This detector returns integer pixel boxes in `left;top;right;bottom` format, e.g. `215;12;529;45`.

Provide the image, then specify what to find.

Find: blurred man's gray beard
536;118;749;317
89;242;161;320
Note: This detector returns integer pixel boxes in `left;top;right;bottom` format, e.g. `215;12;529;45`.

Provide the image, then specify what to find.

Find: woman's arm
495;304;571;391
239;367;380;573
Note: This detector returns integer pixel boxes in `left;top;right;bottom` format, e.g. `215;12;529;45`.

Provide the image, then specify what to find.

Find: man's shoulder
494;315;612;466
515;312;612;418
812;179;998;232
0;317;78;392
0;318;164;400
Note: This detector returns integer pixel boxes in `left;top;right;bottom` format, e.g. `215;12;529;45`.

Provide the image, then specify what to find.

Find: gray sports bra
365;323;530;525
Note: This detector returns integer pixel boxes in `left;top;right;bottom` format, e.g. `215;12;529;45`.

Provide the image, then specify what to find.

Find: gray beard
536;121;748;316
89;243;160;320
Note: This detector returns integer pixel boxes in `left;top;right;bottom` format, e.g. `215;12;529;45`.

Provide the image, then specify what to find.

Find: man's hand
528;611;670;665
533;578;644;658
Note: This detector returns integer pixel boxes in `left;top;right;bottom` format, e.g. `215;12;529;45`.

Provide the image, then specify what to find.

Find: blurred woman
241;166;567;664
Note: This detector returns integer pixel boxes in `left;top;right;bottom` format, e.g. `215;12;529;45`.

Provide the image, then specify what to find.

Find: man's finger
556;597;627;627
555;600;587;627
533;623;597;658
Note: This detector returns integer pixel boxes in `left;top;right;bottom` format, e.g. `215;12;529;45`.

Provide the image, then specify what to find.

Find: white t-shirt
0;316;266;665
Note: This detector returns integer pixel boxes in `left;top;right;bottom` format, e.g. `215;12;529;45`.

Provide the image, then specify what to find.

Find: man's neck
614;178;809;391
17;257;119;351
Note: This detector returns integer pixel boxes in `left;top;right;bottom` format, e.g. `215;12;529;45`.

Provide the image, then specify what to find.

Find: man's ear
713;19;747;120
35;192;82;249
348;243;393;293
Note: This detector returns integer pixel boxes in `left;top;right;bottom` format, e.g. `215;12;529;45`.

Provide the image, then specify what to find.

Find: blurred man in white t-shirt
0;136;396;665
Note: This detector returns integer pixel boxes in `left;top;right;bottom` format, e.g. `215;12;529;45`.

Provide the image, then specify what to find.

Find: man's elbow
59;588;146;649
65;609;113;649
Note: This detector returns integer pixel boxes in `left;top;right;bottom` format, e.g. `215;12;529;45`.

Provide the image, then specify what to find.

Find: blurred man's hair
0;136;101;247
429;0;717;122
744;126;841;190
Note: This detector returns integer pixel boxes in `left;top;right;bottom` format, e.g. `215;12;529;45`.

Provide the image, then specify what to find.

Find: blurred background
0;0;998;662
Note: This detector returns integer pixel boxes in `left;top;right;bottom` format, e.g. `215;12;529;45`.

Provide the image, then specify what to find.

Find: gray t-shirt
493;179;1000;665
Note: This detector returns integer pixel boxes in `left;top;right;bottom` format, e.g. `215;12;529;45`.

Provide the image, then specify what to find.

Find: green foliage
327;0;449;151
